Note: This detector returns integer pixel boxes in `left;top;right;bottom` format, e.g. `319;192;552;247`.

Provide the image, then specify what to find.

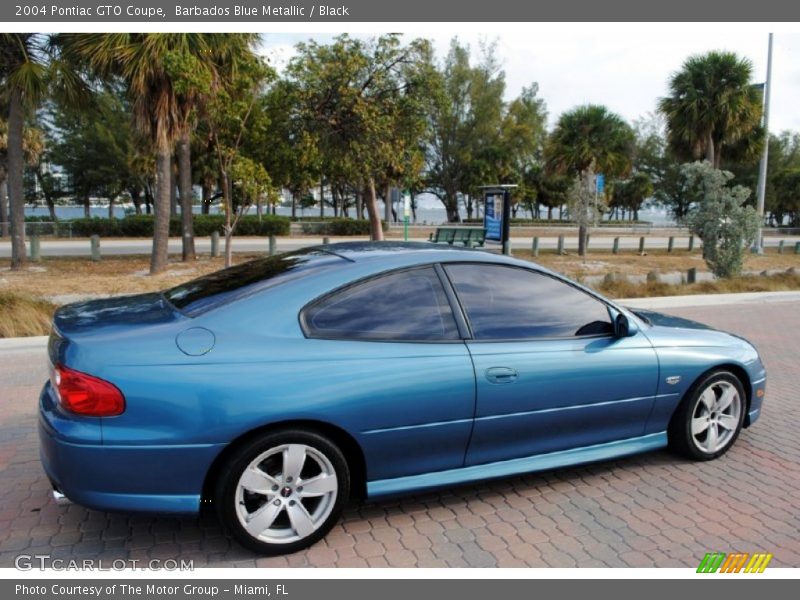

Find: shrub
61;214;290;238
300;218;388;235
683;161;760;279
0;292;56;338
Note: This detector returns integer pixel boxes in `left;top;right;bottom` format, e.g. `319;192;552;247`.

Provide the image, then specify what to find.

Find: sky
258;25;800;134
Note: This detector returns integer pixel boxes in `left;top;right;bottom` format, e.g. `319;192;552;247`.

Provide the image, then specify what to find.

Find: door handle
485;367;518;384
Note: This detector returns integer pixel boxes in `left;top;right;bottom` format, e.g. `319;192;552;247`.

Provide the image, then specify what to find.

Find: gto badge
665;376;681;385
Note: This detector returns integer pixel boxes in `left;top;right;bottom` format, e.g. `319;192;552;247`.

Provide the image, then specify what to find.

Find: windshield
164;248;347;316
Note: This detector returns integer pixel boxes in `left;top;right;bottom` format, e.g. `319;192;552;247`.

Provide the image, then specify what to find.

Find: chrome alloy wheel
690;380;742;454
235;443;338;545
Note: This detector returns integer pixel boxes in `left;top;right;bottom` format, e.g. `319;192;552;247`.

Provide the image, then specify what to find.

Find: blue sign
484;192;503;241
596;174;605;193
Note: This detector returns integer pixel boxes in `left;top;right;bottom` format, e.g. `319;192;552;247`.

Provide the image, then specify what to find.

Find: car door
443;263;660;466
301;265;476;481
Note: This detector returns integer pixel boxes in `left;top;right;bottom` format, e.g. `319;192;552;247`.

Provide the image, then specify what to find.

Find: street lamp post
753;32;773;254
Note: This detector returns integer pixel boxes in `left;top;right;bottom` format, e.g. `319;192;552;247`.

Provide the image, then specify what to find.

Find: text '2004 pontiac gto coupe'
39;242;766;554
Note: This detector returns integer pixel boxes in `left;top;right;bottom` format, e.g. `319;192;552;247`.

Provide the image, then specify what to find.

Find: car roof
318;241;522;267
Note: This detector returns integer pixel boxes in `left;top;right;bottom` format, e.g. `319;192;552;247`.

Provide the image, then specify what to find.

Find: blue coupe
39;242;766;554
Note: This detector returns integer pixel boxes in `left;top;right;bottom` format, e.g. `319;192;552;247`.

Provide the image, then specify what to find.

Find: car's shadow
9;446;689;566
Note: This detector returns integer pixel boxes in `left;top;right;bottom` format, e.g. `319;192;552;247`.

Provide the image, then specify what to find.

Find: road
1;234;798;258
0;297;799;567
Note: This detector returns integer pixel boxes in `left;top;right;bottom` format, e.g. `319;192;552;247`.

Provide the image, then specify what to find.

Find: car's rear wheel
669;370;746;460
216;429;350;555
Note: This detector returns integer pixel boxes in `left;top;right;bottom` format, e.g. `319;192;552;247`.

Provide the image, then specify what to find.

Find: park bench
429;226;486;248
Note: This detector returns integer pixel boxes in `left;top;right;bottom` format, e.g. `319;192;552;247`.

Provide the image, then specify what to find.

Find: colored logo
697;552;773;573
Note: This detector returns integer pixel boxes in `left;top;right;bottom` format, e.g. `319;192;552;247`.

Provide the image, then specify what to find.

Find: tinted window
445;264;613;340
165;249;346;316
304;267;459;341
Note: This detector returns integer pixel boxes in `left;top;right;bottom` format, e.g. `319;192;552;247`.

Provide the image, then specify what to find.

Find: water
25;199;677;226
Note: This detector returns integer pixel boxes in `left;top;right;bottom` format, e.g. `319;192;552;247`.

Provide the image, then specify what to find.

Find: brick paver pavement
1;301;798;568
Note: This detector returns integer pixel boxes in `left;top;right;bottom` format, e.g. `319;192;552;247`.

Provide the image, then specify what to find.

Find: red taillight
54;365;126;417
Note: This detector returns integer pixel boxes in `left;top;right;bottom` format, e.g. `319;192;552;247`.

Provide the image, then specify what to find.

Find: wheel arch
201;419;368;510
670;362;752;428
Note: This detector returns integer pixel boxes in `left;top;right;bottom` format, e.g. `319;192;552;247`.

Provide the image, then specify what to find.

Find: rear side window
303;267;459;341
445;263;613;340
165;249;345;316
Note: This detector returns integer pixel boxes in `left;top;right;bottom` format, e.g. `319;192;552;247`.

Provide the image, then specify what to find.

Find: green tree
546;104;634;255
56;33;252;273
1;34;80;269
48;89;136;219
289;34;432;239
659;51;762;169
203;54;273;266
426;40;505;222
683;161;759;278
611;172;654;221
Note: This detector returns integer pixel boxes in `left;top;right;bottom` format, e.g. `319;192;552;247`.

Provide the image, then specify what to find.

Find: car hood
629;308;713;331
628;307;755;351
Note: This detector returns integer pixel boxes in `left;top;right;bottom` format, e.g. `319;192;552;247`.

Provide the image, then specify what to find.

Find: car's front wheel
669;370;746;460
216;429;350;555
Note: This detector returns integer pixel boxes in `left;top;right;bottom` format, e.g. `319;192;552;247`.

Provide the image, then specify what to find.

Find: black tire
668;370;746;461
215;429;350;555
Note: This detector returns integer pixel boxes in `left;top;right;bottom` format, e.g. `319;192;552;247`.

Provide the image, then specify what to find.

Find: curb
619;290;800;309
0;335;49;352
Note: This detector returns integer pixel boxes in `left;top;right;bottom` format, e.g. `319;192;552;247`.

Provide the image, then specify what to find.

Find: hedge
462;218;653;226
64;214;290;238
300;218;388;236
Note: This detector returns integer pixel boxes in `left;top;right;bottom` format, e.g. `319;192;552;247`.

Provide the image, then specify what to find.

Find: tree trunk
201;181;211;214
547;206;553;220
131;188;142;215
8;90;26;270
466;195;474;220
705;132;716;167
366;179;384;241
221;169;234;269
151;149;172;275
384;184;392;224
46;195;57;221
356;190;363;219
177;132;195;261
108;198;115;219
0;176;9;237
170;158;178;217
578;224;587;257
84;197;91;218
319;180;324;218
291;192;297;219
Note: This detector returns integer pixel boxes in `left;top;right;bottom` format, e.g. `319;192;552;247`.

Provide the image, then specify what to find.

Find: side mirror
613;312;639;338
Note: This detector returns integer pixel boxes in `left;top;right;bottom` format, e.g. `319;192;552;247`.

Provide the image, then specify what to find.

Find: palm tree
56;33;256;274
546;104;634;254
0;34;50;270
659;51;762;169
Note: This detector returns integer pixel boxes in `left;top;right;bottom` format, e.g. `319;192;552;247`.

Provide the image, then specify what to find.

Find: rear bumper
38;383;225;515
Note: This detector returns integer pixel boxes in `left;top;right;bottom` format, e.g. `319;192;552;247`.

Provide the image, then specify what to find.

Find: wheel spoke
240;467;279;496
718;414;738;432
299;474;337;497
244;501;283;536
716;387;737;412
692;417;710;436
282;445;307;483
287;502;316;538
705;422;719;452
699;389;715;412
